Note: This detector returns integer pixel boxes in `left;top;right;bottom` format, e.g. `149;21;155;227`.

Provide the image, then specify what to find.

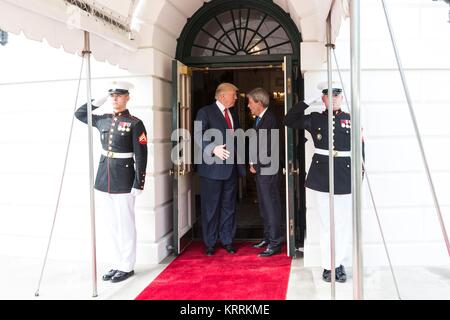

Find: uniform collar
323;109;342;116
114;109;130;116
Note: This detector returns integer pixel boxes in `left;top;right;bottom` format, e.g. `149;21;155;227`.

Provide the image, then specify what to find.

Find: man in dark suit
247;88;283;257
194;83;246;256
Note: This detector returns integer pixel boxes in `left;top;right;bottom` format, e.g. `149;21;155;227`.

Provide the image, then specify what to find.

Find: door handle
289;163;299;175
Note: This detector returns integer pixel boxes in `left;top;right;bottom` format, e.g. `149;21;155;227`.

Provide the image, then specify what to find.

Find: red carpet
135;242;292;300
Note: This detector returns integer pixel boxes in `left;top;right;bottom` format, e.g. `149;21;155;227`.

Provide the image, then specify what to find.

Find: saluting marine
284;81;364;283
75;80;148;283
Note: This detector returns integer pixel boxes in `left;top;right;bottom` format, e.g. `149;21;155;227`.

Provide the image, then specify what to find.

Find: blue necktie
255;116;261;127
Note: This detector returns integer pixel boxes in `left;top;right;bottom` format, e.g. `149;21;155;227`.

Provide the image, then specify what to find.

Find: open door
170;60;194;255
283;55;299;257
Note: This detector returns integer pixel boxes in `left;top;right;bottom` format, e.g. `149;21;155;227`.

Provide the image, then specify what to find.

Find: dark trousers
200;169;238;248
255;176;282;249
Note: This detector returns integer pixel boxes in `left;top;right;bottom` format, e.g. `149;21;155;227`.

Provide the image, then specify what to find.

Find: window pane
189;8;293;57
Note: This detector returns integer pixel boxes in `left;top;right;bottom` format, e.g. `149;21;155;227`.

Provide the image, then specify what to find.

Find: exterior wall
301;0;450;266
0;35;175;265
2;0;448;268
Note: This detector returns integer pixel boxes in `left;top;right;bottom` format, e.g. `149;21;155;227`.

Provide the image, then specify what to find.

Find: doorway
191;66;288;240
171;0;305;256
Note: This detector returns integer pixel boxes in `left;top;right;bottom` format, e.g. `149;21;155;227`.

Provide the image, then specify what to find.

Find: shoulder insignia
138;132;147;145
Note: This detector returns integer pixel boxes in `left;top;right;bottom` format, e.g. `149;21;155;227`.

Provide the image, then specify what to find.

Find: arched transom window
191;8;293;57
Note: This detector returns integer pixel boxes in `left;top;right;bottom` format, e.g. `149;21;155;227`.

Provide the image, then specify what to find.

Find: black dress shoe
110;270;134;283
322;269;331;282
258;247;281;257
223;244;236;254
102;269;118;281
206;247;215;256
252;240;269;249
336;265;347;283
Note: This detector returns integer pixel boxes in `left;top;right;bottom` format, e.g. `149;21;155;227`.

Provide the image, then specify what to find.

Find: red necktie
224;109;232;129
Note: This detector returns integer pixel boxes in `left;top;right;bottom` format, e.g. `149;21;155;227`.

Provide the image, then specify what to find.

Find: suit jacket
194;102;246;180
250;108;280;184
284;101;364;194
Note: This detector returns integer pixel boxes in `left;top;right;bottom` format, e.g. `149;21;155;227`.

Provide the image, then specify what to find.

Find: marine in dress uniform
75;81;148;283
247;88;283;257
284;81;364;283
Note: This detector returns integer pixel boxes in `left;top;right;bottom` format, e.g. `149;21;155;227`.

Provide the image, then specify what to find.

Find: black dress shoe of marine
223;244;236;254
206;247;215;256
102;269;118;281
336;265;347;283
322;269;331;282
110;270;134;283
252;240;269;249
258;247;281;257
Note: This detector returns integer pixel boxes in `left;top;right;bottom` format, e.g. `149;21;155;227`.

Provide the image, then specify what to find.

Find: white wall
301;0;450;266
0;33;175;265
2;0;448;269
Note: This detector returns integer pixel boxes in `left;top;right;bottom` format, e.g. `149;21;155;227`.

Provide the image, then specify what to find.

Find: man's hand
249;165;256;174
92;95;109;107
213;144;230;160
130;188;143;196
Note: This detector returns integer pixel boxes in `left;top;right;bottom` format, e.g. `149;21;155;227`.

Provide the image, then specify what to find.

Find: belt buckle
107;151;114;158
333;150;338;157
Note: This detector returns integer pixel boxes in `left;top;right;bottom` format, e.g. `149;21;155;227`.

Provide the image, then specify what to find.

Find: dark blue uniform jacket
75;103;148;193
284;101;364;194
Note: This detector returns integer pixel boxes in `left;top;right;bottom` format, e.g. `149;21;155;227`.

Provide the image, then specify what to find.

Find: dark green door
283;55;299;257
171;60;194;255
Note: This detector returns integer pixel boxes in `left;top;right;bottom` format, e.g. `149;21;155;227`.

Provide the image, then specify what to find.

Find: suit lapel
255;109;268;129
212;102;229;130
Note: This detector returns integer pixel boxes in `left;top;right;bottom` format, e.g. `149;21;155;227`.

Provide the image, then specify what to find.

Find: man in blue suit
247;88;283;257
194;83;246;256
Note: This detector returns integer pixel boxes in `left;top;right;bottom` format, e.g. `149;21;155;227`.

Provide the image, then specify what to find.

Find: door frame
173;57;305;256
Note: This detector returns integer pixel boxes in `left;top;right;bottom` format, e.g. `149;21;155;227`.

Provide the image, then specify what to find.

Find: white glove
92;95;109;107
130;188;143;196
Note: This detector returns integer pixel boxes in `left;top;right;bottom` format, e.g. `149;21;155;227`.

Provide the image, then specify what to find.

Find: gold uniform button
114;117;118;121
110;135;113;138
108;146;112;150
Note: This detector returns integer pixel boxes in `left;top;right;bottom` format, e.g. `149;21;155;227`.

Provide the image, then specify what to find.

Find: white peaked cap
108;80;135;94
317;81;343;92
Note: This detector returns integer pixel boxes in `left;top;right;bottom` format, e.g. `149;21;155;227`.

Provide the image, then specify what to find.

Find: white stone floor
1;254;449;300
